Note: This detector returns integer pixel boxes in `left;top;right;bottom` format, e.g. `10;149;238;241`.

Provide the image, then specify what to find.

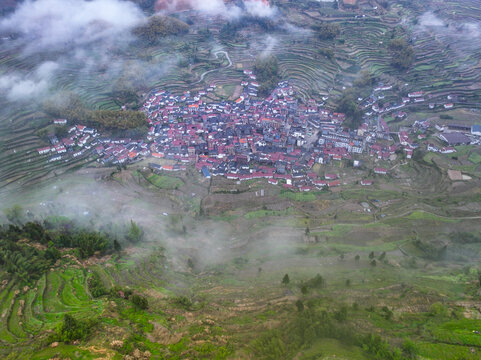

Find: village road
193;50;232;84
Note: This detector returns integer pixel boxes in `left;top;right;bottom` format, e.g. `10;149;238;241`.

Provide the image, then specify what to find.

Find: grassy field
146;174;184;190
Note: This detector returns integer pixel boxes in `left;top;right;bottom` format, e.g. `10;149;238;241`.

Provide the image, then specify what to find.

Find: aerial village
37;71;481;192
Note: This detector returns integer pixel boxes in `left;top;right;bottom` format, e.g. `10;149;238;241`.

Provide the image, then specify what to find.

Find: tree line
43;93;147;132
0;210;144;284
0;222;116;283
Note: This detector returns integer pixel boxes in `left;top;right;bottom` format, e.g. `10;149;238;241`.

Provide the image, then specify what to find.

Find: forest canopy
389;38;414;70
43;93;147;132
0;221;118;283
133;15;189;45
254;55;280;97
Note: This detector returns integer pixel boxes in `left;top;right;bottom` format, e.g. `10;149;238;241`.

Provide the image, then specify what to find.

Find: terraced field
0;268;103;355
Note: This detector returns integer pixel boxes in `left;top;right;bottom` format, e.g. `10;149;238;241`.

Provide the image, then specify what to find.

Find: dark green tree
3;205;24;225
131;294;149;310
254;55;280;97
389;38;414;70
295;299;304;312
127;220;143;243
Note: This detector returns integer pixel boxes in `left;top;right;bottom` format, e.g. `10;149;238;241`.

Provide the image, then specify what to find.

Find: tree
345;279;351;287
88;272;107;298
381;306;393;320
314;23;341;40
305;274;325;289
305;227;310;235
336;89;363;129
254;55;280;97
389;38;414;70
300;284;308;294
45;241;61;261
113;239;121;252
131;294;149;310
355;254;360;262
282;274;290;285
133;15;189;45
354;70;374;88
295;300;304;312
370;259;377;267
401;339;418;359
334;306;348;322
369;251;375;259
127;220;143;243
379;252;386;261
57;314;95;343
4;205;24;225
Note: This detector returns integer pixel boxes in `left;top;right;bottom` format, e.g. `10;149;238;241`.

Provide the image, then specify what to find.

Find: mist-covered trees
389;38;414;70
127;220;143;243
133;16;189;45
219;17;276;44
354;70;375;88
3;205;25;225
254;55;280;97
0;221;119;283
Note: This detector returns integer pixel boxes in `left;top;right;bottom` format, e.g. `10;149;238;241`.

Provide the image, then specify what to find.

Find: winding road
192;50;232;85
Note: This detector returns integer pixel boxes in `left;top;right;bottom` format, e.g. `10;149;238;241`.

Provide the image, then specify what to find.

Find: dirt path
192;51;232;85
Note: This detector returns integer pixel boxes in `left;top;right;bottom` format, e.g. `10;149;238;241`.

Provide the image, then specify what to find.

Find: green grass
325;239;404;253
244;207;296;219
403;211;456;223
340;189;402;201
147;174;184;190
299;338;368;360
468;152;481;164
30;344;110;360
416;342;481;360
279;191;316;202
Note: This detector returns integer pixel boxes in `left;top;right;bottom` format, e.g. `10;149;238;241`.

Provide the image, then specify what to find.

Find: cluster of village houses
37;70;481;192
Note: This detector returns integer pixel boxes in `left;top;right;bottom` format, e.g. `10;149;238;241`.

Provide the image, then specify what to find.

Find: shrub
131;294;149;310
88;272;107;298
173;295;192;309
56;314;96;343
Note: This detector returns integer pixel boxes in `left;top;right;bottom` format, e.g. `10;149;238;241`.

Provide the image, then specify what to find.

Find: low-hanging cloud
0;61;59;101
244;0;276;18
0;0;145;52
418;11;445;27
260;35;278;57
155;0;276;19
416;11;481;50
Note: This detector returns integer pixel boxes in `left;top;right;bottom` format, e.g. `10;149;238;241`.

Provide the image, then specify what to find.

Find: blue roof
202;166;211;178
472;124;481;132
